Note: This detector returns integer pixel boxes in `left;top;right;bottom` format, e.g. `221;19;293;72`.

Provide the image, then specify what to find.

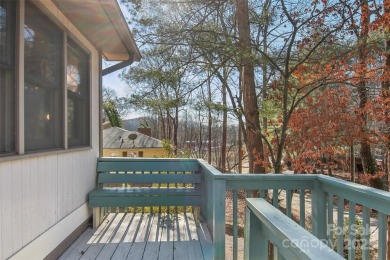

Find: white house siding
0;150;97;259
0;0;100;259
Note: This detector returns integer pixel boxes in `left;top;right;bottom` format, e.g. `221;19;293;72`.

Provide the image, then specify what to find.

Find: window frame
66;37;91;148
0;0;16;156
24;1;64;152
0;0;92;158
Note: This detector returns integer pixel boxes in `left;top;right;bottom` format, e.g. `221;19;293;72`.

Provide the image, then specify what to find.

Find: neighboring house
0;1;140;259
103;127;167;158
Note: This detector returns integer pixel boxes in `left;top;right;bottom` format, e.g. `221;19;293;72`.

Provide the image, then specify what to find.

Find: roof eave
53;0;141;62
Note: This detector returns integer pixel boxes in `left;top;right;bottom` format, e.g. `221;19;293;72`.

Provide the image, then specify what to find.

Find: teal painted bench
89;158;201;228
245;198;343;260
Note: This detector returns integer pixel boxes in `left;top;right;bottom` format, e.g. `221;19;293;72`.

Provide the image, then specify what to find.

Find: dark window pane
24;2;63;152
67;39;90;147
0;0;15;155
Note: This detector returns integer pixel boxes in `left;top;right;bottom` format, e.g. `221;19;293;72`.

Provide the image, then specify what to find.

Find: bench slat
97;160;199;173
89;187;201;196
97;173;201;184
89;193;201;207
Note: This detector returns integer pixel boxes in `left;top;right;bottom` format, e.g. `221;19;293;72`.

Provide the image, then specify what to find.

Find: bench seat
88;158;202;227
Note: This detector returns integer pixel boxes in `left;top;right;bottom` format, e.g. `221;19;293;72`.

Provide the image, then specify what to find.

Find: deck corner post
244;206;265;260
213;178;226;259
311;179;327;240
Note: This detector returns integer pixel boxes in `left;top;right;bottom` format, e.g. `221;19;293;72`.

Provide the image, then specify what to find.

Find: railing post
244;207;266;260
213;178;226;259
311;178;327;240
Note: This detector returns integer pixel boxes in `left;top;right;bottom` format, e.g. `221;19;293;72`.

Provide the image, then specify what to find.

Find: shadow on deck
59;212;213;260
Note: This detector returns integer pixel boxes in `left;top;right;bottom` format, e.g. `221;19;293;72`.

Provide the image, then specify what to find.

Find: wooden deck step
59;213;212;260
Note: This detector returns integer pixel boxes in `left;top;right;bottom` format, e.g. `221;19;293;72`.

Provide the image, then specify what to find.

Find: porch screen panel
67;39;90;147
0;0;15;155
24;2;63;152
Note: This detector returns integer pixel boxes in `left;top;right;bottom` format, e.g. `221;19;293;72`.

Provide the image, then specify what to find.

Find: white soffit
53;0;141;62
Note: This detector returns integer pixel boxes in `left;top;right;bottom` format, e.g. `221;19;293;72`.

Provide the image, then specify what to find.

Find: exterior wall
103;148;168;158
0;1;100;259
0;150;97;259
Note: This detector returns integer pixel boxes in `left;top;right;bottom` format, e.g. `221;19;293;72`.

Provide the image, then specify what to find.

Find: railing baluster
348;201;356;260
327;193;334;248
233;190;238;260
273;189;278;207
362;206;370;260
300;189;305;228
378;212;387;260
246;190;251;199
337;197;344;255
260;189;265;199
286;189;292;218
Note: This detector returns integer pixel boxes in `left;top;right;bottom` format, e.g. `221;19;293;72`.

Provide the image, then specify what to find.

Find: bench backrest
97;158;201;187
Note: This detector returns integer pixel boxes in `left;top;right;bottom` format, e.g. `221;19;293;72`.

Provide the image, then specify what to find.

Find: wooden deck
59;212;213;260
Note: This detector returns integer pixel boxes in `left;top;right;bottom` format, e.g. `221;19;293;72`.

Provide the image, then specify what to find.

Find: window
0;0;15;155
1;1;92;157
24;2;63;152
67;39;90;147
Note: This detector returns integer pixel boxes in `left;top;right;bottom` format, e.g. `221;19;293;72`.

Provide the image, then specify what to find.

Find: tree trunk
382;24;390;260
236;0;265;174
350;144;356;182
387;152;390;189
238;121;243;173
208;78;212;165
221;69;228;172
173;108;178;155
357;0;381;188
327;157;333;177
387;215;390;260
261;0;271;134
198;110;203;159
382;0;390;193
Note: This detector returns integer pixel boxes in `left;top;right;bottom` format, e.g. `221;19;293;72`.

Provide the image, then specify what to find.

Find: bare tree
236;0;265;173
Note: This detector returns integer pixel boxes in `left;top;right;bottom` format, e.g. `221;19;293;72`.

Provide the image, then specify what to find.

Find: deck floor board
60;212;211;260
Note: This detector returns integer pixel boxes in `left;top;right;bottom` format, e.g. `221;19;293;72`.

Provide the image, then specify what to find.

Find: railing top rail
197;159;390;213
197;159;224;176
198;159;316;180
213;173;318;181
318;175;390;214
247;198;344;260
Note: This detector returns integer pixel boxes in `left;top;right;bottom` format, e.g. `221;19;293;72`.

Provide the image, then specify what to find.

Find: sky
102;2;141;119
102;66;128;97
102;1;136;98
102;63;142;119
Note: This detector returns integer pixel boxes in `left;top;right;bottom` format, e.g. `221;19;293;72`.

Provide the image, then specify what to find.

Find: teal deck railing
96;158;390;259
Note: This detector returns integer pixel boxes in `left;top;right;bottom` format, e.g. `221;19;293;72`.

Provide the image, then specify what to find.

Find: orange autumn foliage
285;88;362;173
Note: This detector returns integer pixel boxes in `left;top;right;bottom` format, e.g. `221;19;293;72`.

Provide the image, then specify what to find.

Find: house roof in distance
103;127;163;149
53;0;141;62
